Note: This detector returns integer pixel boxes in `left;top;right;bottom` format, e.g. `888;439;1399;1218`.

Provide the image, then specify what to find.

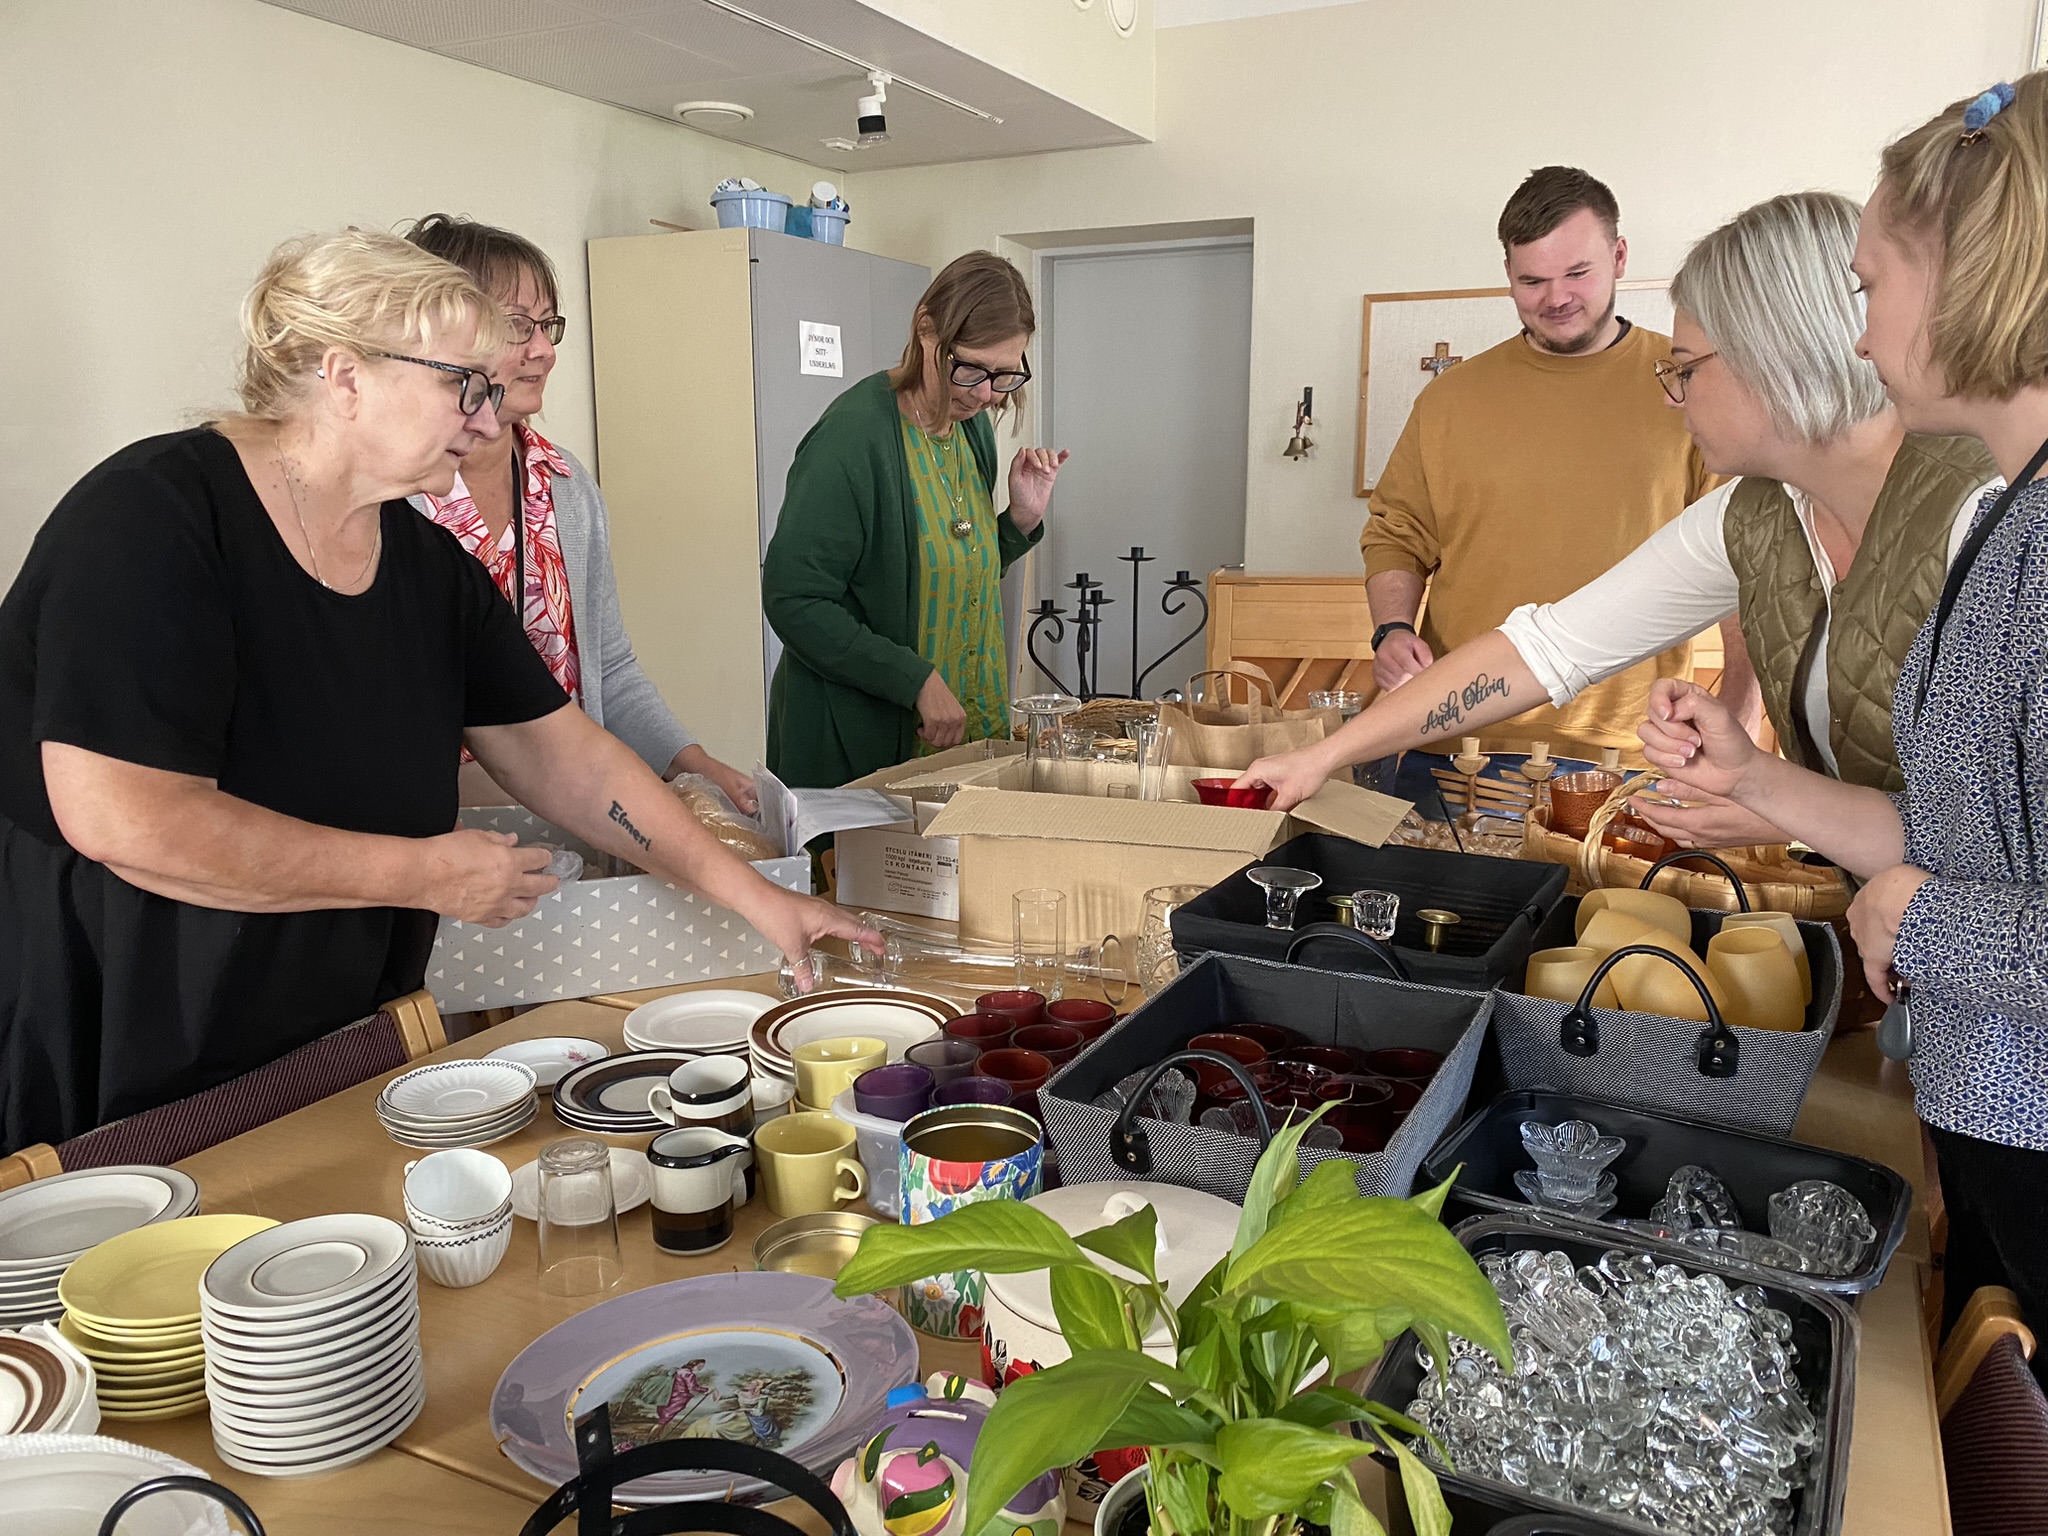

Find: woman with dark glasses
0;230;874;1151
403;215;758;813
762;251;1069;786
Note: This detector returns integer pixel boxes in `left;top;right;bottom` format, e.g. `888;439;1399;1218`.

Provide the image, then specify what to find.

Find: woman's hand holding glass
1629;785;1790;849
1005;447;1069;534
915;669;968;748
1234;742;1337;812
1637;678;1761;798
415;828;558;927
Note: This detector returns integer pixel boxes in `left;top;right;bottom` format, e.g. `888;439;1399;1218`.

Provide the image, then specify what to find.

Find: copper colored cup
1547;770;1624;839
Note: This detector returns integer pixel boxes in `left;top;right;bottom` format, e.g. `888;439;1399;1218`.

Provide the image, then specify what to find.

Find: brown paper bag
1155;702;1340;771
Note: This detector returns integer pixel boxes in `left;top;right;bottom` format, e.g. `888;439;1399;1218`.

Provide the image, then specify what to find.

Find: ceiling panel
260;0;1146;169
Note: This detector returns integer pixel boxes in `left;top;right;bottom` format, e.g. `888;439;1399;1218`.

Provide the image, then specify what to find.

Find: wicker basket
1009;696;1159;742
1520;772;1851;919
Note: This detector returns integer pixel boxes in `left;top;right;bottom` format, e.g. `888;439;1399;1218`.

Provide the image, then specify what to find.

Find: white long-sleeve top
1498;475;1999;775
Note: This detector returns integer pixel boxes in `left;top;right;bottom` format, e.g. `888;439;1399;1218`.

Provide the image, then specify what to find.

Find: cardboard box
903;754;1410;962
830;741;1025;920
426;806;811;1011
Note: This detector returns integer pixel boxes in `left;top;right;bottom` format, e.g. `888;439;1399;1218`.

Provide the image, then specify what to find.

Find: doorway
1024;237;1254;699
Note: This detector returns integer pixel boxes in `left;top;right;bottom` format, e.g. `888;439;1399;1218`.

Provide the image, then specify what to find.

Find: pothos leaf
1075;1200;1162;1285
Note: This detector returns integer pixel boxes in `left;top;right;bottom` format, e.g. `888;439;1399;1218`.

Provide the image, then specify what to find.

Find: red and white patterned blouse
421;424;582;704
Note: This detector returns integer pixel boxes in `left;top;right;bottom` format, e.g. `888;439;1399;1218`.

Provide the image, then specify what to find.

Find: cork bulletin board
1353;279;1674;497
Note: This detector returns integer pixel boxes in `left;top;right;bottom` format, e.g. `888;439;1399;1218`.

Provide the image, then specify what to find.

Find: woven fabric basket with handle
1521;770;1850;919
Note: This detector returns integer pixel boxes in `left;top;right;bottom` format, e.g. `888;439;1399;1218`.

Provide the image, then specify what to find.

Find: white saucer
510;1147;650;1222
379;1059;537;1122
621;990;773;1053
486;1037;608;1089
203;1215;411;1317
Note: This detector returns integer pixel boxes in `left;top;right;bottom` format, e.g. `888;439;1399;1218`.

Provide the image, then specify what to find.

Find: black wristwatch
1372;620;1416;650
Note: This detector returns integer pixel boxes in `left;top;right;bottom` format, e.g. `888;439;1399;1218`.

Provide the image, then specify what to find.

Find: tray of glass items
1169;834;1573;990
1364;1212;1856;1536
1420;1090;1908;1298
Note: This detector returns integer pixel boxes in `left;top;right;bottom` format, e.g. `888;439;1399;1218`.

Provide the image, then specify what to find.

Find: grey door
749;231;929;693
1033;241;1254;699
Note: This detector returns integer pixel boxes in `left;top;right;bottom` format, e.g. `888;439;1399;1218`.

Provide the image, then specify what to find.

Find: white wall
0;0;845;581
850;0;2038;573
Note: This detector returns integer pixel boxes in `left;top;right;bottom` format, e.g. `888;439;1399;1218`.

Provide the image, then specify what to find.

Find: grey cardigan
410;443;695;773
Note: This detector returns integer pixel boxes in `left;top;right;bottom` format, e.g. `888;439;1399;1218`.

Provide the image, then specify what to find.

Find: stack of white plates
375;1059;538;1149
621;990;773;1054
0;1168;199;1329
58;1214;278;1421
201;1214;424;1477
748;990;955;1086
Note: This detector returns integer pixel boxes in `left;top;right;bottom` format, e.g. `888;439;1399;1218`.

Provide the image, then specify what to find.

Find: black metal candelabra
1024;547;1209;700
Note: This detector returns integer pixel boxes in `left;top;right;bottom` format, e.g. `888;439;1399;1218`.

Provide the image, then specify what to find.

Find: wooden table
113;983;1948;1536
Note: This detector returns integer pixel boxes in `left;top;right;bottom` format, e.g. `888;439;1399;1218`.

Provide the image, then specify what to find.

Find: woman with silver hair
1238;191;2000;848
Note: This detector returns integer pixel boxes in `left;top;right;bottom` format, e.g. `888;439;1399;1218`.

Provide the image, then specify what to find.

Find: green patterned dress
899;412;1009;751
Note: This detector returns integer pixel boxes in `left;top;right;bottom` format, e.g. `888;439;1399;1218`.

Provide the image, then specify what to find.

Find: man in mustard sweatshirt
1361;166;1751;766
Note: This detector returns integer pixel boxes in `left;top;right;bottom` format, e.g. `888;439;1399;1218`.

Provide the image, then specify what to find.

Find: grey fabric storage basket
1037;953;1494;1202
1493;913;1843;1136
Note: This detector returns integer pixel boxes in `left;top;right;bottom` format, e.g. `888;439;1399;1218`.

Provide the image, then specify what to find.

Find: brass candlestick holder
1417;908;1462;951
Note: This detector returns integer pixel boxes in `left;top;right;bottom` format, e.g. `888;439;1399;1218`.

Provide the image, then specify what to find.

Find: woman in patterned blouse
402;215;759;813
1641;73;2048;1373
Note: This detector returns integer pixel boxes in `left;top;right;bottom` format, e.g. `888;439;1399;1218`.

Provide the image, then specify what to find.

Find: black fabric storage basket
1422;1089;1912;1297
1491;905;1842;1137
1038;952;1492;1202
1169;834;1572;989
1363;1213;1857;1536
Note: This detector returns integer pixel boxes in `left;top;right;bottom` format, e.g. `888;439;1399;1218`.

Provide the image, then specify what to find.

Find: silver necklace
916;395;975;539
277;449;380;592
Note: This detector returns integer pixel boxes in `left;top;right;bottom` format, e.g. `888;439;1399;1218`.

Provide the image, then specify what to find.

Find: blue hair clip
1961;81;2016;137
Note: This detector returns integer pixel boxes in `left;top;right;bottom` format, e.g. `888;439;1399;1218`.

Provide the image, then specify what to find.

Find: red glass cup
1272;1045;1353;1076
1233;1022;1305;1054
1359;1047;1444;1084
1317;1075;1395;1153
975;990;1048;1030
1192;777;1274;810
1186;1031;1267;1095
1046;998;1117;1041
975;1047;1054;1121
946;1012;1015;1053
1013;1023;1085;1068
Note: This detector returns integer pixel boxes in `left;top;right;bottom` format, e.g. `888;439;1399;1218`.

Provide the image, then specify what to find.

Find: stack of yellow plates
57;1213;277;1420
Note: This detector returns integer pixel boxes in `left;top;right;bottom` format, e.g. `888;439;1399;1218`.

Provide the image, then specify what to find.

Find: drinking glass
906;1038;981;1086
1247;867;1322;929
1132;717;1173;802
1352;888;1400;942
1015;694;1082;792
1013;888;1067;1001
535;1136;623;1297
1308;690;1364;721
1138;884;1208;999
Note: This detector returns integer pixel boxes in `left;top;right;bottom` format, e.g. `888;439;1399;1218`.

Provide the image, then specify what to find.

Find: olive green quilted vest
1724;433;1996;792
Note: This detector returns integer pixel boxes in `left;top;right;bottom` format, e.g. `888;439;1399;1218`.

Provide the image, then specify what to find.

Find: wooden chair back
1940;1290;2048;1535
1940;1285;2038;1418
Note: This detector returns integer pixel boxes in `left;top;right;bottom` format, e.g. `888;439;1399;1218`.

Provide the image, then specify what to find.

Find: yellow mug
753;1111;868;1217
1522;946;1621;1010
1717;911;1812;1004
1574;887;1692;943
1706;928;1806;1032
791;1037;888;1112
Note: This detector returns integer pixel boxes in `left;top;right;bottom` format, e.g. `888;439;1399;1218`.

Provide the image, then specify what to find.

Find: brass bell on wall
1282;386;1314;460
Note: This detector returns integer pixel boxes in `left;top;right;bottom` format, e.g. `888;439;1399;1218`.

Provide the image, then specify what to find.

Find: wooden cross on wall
1421;342;1463;376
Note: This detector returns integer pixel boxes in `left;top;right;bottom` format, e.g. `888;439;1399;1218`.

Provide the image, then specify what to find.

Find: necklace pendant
950;516;974;538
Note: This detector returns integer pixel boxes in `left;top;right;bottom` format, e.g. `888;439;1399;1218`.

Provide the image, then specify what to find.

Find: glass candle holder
1246;867;1323;929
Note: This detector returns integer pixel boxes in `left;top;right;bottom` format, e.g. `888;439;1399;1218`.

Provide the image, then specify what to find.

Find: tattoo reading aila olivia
1422;673;1511;737
608;801;653;853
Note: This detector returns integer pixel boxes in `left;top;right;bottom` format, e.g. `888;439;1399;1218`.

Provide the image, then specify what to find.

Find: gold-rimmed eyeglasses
1653;353;1718;405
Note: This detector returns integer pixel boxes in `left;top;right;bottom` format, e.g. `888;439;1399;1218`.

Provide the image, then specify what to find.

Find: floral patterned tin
897;1104;1044;1339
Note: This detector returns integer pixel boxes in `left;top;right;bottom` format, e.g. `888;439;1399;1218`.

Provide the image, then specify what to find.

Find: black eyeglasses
370;352;505;416
506;314;567;345
950;354;1031;394
1653;353;1718;406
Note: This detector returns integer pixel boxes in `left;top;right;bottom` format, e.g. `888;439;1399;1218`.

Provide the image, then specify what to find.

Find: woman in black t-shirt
0;231;874;1153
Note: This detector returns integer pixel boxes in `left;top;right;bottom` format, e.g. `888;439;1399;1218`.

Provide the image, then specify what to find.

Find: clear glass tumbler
1012;887;1068;1001
1138;883;1208;998
1308;690;1365;722
536;1136;623;1297
1132;717;1173;802
1353;888;1400;942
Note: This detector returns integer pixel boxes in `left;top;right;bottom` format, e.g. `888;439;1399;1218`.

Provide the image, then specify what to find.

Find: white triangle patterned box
427;807;810;1011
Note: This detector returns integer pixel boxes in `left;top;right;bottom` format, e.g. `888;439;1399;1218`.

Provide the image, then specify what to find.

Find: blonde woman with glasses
1239;191;1999;853
1644;75;2048;1373
0;230;874;1153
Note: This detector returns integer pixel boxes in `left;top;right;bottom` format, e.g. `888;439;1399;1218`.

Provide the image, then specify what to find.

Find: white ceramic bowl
411;1214;512;1289
402;1149;513;1227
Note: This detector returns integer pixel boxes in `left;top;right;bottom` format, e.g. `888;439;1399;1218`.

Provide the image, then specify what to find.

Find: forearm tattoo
608;800;653;853
1422;673;1511;737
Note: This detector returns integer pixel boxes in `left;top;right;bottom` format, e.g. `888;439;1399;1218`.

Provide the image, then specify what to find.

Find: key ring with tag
1878;974;1914;1061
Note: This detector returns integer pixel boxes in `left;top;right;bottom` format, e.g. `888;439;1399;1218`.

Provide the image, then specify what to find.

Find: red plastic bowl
1191;777;1274;810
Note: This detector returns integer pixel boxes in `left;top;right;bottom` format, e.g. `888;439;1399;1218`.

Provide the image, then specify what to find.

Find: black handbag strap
1913;432;2048;719
1284;924;1411;980
1639;849;1750;911
99;1477;265;1536
519;1403;858;1536
1558;943;1740;1080
1110;1050;1272;1175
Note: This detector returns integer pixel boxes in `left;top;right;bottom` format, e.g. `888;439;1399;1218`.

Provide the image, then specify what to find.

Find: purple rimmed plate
489;1271;915;1504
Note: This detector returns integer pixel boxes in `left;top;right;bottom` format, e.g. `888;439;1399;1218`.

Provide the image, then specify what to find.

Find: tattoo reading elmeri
1422;673;1511;737
607;800;653;853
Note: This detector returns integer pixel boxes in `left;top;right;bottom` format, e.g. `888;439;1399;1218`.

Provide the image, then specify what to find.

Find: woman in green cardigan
764;252;1068;787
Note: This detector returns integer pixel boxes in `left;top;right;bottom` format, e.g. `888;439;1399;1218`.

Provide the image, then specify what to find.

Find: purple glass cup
933;1075;1015;1108
853;1062;934;1122
906;1037;981;1087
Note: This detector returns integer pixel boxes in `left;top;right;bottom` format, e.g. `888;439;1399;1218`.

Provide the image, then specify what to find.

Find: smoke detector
673;101;754;128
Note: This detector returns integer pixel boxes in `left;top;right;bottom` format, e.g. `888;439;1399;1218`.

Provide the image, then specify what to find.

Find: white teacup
648;1055;753;1133
403;1148;513;1232
412;1210;513;1288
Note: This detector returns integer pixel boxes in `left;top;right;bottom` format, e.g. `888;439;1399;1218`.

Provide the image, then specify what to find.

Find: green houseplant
833;1114;1511;1536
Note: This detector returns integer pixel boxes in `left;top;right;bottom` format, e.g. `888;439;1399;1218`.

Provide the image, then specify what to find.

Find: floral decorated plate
490;1271;916;1504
